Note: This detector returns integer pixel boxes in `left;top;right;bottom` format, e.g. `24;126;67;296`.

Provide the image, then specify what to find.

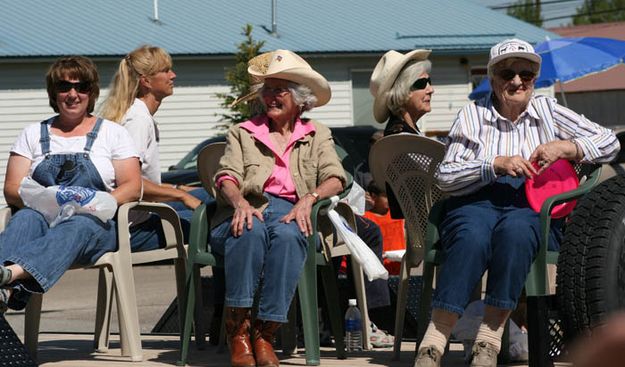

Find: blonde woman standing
101;46;210;248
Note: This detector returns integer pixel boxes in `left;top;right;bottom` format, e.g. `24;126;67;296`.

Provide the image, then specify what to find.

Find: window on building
351;70;376;126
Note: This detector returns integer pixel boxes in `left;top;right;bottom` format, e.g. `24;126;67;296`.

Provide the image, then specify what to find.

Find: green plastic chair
417;163;602;364
178;142;364;366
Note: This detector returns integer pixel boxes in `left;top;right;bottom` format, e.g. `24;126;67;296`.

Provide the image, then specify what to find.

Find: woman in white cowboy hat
210;49;346;367
368;49;434;219
370;49;434;136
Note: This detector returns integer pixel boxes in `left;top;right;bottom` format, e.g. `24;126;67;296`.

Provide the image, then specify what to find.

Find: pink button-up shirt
216;115;316;202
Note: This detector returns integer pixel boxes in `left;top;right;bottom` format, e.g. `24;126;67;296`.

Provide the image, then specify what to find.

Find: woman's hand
530;140;579;175
231;199;263;237
493;155;537;178
181;192;202;210
281;194;316;237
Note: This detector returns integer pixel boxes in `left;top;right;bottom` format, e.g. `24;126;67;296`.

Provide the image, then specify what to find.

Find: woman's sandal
0;265;12;287
0;288;9;313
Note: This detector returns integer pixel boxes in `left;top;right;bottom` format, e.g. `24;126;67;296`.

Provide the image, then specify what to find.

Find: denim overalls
0;118;121;309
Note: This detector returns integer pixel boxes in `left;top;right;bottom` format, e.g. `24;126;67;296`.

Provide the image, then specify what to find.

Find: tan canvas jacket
211;118;347;228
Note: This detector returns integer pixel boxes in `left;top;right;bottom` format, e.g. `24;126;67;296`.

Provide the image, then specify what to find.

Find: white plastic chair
0;201;186;362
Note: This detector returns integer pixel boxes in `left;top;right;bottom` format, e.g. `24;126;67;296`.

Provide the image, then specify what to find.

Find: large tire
556;174;625;339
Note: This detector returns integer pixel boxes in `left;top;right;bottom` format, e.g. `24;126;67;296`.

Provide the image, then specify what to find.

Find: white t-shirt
10;117;139;192
121;99;161;184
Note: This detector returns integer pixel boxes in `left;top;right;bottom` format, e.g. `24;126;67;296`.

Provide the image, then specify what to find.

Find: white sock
418;310;457;355
475;322;505;353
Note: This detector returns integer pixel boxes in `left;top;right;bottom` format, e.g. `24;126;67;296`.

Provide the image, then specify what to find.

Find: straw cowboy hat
369;49;431;123
247;49;331;107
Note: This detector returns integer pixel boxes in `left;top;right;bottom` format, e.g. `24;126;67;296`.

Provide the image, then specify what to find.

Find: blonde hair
100;45;173;122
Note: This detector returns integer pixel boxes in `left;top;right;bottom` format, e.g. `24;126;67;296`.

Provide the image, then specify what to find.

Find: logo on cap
498;42;528;55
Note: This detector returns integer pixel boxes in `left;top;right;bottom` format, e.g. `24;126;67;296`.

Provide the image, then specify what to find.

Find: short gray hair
386;60;432;117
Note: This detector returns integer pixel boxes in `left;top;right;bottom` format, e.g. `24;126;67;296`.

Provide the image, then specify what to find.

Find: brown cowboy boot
224;307;255;367
252;319;282;367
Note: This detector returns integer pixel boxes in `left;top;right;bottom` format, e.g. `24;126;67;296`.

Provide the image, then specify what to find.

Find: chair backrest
369;134;446;266
197;142;227;197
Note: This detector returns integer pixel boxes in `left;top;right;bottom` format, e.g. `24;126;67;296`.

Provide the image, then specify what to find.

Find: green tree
507;0;543;27
216;24;265;128
573;0;625;25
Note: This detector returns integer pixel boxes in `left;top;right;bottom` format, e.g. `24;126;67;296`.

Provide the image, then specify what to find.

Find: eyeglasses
261;86;290;96
496;69;536;82
56;80;91;94
410;77;432;91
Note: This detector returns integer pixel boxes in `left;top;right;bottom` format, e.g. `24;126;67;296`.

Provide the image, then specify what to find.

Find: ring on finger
539;160;548;167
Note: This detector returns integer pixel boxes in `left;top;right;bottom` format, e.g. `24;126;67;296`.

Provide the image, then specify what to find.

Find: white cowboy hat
369;49;431;123
248;49;331;107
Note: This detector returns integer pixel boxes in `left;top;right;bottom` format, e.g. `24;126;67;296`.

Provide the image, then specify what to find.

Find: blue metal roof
1;0;557;58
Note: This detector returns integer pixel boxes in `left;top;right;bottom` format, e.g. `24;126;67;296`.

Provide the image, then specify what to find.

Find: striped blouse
438;95;620;196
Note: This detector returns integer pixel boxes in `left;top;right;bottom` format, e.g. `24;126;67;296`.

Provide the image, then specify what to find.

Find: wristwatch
308;192;320;202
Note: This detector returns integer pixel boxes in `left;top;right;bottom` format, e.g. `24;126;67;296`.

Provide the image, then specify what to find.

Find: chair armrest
423;199;447;264
539;165;602;220
118;201;185;251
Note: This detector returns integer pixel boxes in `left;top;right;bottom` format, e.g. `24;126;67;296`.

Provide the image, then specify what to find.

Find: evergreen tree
507;0;543;27
573;0;625;25
216;24;265;127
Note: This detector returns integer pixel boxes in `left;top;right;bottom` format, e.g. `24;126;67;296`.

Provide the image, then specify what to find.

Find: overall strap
39;118;52;155
84;118;104;153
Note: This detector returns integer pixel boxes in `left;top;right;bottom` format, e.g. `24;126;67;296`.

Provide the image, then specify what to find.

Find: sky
473;0;586;28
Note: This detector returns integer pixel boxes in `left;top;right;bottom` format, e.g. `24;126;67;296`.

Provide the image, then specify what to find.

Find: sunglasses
56;80;91;94
261;86;290;96
496;69;536;82
410;77;432;91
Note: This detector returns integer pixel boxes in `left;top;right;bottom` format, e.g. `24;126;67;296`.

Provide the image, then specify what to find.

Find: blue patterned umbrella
469;37;625;101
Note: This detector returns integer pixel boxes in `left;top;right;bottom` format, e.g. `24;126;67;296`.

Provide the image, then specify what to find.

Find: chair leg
174;257;187;345
298;255;321;366
280;298;298;356
192;269;206;350
416;261;435;355
94;267;114;352
392;258;410;361
349;258;372;351
24;293;43;360
109;259;143;362
320;264;346;360
178;263;197;366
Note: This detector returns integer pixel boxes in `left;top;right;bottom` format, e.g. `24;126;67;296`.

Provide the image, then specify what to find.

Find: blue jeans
0;208;120;309
210;195;307;323
131;188;214;251
432;177;562;315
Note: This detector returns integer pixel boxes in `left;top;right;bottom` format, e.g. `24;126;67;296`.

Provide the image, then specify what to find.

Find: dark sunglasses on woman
496;69;536;82
56;80;91;94
410;77;432;91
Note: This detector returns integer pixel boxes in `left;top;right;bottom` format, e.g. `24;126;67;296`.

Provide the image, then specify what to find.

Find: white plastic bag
325;196;389;281
19;177;117;226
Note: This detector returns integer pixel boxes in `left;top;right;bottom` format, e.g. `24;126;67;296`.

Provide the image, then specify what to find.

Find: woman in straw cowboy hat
210;50;346;367
368;49;434;219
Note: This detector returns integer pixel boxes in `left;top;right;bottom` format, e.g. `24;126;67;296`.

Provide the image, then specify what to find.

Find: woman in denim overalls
0;56;142;312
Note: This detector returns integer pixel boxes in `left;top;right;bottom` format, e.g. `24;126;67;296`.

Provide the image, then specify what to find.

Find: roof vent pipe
271;0;278;36
153;0;159;22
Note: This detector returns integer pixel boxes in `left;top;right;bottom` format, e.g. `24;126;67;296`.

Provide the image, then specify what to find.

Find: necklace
270;131;292;154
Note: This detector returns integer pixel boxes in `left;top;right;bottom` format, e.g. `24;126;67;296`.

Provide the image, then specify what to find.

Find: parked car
161;125;380;187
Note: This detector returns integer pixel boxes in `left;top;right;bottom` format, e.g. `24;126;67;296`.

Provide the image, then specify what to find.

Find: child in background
363;182;406;275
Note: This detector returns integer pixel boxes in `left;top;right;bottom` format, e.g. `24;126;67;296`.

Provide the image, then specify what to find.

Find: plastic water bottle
344;298;363;352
